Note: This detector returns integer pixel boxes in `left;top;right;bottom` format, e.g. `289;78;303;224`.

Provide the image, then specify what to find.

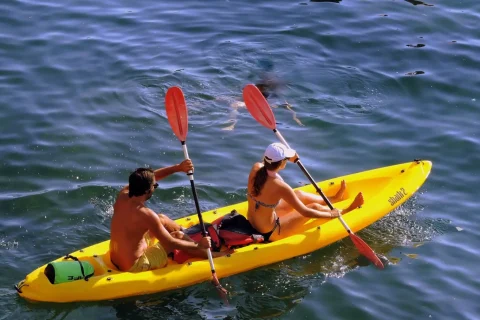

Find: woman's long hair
251;159;284;197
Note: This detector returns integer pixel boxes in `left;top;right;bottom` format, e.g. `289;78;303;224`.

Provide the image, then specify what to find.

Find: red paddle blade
349;233;384;269
212;274;229;305
165;86;188;141
242;84;276;130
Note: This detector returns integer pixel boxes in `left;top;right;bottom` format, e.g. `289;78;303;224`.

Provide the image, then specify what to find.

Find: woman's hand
288;153;299;163
330;208;342;218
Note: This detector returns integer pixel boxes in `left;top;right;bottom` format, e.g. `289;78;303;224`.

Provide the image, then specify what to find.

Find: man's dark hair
128;168;155;198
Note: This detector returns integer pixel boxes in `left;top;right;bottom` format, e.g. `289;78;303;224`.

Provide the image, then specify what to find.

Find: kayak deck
16;160;432;302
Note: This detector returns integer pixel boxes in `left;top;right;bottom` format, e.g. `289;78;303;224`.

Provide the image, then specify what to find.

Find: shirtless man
110;160;222;272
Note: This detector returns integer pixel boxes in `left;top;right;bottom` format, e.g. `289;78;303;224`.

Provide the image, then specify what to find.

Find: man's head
128;168;157;199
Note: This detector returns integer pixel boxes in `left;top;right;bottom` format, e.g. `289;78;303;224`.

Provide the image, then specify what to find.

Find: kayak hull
16;160;432;302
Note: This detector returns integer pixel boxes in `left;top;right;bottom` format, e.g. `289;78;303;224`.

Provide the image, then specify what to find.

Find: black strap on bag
64;254;93;281
214;210;265;248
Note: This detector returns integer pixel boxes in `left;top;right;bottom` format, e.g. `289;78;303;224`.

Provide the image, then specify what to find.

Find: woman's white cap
264;142;296;163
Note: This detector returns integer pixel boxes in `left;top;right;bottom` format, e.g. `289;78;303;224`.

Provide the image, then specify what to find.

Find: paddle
242;84;384;269
165;86;229;300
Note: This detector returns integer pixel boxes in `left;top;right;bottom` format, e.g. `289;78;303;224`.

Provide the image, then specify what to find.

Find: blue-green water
1;0;479;319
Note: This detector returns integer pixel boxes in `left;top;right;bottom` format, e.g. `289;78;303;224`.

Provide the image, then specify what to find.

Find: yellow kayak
16;160;432;303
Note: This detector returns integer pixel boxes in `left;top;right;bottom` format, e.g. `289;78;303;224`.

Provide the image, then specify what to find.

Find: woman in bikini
247;142;365;241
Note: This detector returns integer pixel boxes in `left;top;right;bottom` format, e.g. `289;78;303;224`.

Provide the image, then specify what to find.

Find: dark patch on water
406;70;425;76
310;0;341;3
407;44;426;48
405;0;434;6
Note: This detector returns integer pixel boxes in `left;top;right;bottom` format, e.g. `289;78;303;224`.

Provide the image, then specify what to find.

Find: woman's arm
279;183;340;218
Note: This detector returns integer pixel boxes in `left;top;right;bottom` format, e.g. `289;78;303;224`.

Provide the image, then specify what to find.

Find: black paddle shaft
270;128;335;210
188;178;208;237
295;161;334;210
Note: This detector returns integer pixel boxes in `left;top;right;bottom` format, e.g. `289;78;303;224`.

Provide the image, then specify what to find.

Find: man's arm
143;208;208;252
153;159;193;181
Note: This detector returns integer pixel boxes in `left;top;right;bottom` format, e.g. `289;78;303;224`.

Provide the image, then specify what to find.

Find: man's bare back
111;190;163;270
109;163;214;272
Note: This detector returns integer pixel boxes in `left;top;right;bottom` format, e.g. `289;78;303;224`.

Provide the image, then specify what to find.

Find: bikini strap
274;212;281;235
247;193;279;210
